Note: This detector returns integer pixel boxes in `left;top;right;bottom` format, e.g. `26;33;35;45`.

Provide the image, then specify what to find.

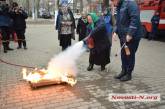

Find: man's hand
112;32;118;41
126;34;133;42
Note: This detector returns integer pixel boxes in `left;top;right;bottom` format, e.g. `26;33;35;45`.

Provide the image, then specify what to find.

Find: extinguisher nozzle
82;40;88;48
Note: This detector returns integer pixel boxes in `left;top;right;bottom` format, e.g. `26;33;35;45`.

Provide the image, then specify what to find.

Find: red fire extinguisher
124;45;131;56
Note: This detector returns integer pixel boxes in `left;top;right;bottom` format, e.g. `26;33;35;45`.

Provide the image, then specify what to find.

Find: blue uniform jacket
0;12;13;27
115;0;142;41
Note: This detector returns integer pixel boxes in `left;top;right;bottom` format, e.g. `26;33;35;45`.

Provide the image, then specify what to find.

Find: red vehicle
139;0;165;37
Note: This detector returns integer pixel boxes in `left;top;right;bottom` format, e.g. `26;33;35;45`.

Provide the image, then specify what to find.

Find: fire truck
139;0;165;37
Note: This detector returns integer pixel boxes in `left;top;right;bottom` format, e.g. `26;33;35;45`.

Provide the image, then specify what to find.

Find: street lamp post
48;1;52;12
32;0;35;20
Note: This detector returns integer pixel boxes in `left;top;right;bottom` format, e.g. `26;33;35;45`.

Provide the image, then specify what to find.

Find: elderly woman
56;6;76;51
85;13;111;71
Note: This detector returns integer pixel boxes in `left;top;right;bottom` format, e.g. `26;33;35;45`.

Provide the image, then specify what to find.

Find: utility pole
73;0;77;13
32;0;36;20
25;0;30;16
80;0;83;12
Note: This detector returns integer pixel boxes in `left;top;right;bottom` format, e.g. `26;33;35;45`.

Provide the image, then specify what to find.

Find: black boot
3;42;7;53
62;46;67;51
87;64;94;71
62;47;65;51
120;73;132;82
114;69;126;79
6;42;14;50
23;40;27;50
101;65;105;71
17;40;22;49
7;47;14;50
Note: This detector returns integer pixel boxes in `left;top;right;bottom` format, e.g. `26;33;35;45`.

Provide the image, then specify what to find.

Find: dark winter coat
114;0;143;41
0;8;13;28
56;9;76;40
89;21;111;65
151;15;160;34
76;17;88;41
11;10;28;30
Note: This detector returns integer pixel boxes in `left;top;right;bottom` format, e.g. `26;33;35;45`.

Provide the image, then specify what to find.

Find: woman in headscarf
86;13;111;71
56;5;76;51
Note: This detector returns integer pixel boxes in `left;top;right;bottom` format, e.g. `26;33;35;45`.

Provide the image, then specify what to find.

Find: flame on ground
22;41;86;87
22;68;77;86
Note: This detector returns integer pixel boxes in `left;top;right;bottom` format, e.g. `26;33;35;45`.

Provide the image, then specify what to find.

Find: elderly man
112;0;143;81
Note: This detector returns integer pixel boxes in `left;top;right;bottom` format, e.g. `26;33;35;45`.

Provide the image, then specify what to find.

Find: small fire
22;41;86;88
22;68;77;87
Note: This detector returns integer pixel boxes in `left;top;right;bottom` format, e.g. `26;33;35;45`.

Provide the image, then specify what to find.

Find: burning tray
22;68;77;89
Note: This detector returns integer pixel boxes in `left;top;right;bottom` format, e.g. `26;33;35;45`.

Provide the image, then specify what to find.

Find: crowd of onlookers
0;2;28;53
55;0;143;82
55;2;116;71
0;0;154;82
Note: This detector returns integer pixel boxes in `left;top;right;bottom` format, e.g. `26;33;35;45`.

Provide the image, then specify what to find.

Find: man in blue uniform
112;0;143;81
0;3;14;53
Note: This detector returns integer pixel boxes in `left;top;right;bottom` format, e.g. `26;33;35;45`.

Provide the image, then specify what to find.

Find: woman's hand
112;32;118;41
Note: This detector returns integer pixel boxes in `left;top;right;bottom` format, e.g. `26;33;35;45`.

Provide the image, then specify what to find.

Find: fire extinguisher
83;35;94;49
124;45;131;56
115;42;131;57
